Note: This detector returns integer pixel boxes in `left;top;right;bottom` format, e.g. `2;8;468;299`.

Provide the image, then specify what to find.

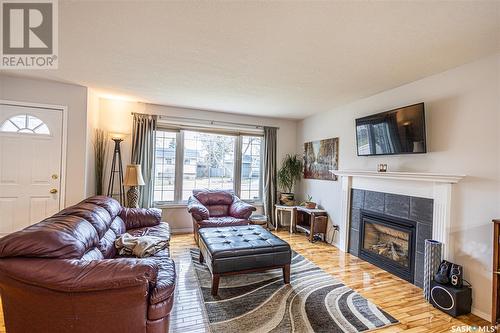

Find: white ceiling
4;1;500;119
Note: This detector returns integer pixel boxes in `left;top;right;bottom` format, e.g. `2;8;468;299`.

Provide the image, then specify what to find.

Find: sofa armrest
187;196;209;221
150;257;176;304
120;207;162;229
0;257;159;293
229;198;256;219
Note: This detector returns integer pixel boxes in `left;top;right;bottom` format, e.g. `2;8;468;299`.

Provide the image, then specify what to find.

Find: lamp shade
124;164;145;186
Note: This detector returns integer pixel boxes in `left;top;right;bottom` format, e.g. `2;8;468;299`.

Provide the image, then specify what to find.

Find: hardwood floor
0;230;489;333
168;230;489;333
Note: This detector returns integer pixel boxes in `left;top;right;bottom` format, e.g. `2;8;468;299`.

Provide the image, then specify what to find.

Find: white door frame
0;99;68;209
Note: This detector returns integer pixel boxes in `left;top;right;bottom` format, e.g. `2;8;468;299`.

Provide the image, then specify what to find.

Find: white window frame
153;128;263;207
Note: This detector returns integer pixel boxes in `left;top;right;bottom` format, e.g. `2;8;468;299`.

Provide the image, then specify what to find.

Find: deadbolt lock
52;174;58;180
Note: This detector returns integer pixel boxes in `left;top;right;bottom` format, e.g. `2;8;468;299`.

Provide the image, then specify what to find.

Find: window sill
154;203;188;209
153;201;264;209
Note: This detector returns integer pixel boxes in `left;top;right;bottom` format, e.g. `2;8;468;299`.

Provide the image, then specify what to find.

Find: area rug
190;249;398;333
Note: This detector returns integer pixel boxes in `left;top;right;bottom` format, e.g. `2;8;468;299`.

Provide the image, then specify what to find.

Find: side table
295;206;328;242
249;214;269;230
274;205;296;232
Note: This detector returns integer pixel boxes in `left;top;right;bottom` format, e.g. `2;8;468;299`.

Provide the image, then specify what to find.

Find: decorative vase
423;239;442;301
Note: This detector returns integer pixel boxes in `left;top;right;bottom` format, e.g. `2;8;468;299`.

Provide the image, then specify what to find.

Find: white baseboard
472;307;490;322
171;227;193;234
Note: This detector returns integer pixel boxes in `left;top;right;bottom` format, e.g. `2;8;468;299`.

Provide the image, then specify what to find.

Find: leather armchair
0;196;176;333
187;189;256;243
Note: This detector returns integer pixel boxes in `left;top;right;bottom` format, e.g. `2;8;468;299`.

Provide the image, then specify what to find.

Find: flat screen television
355;103;426;156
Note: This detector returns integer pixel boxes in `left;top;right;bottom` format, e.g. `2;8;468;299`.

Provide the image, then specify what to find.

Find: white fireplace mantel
331;170;465;259
333;170;465;184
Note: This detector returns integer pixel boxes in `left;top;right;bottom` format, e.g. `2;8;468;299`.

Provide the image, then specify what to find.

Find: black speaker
430;280;472;317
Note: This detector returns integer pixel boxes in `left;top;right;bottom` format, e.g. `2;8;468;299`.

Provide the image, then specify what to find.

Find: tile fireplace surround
333;170;465;286
349;189;432;286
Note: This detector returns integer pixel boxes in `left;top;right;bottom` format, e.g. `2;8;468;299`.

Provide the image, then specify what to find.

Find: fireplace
359;210;416;283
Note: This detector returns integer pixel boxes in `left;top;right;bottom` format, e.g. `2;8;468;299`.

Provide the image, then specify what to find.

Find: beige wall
295;54;500;319
0;75;89;206
85;89;101;197
97;99;298;232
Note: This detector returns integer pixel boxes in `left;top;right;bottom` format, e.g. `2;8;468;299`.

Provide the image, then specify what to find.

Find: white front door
0;103;64;234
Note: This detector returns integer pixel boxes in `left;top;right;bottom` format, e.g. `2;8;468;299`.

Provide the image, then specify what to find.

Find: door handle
50;188;58;194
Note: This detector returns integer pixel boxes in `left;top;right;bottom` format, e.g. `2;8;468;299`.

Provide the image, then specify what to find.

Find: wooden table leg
211;274;220;296
274;208;279;231
283;264;290;284
309;213;315;242
199;250;204;264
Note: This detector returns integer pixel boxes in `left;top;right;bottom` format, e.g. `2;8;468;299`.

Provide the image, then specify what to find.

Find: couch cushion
119;207;162;230
79;196;122;220
148;257;176;305
127;222;171;241
206;204;229;217
193;189;234;206
0;196;122;259
0;215;98;259
197;217;248;228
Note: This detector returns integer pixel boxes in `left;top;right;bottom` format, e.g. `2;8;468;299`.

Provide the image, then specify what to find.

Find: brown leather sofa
0;196;176;333
187;189;256;243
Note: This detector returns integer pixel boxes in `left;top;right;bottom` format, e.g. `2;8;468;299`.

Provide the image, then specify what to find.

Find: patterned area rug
190;249;398;333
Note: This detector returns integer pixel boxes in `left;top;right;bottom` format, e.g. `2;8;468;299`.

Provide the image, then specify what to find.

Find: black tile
351;189;365;209
364;191;385;213
416;222;433;253
384;193;410;219
410;197;434;225
350;208;360;230
414;251;424;288
349;228;359;256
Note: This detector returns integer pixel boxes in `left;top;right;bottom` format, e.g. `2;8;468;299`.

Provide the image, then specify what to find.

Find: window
240;136;262;201
0;114;50;135
154;131;177;202
182;131;235;200
153;129;263;204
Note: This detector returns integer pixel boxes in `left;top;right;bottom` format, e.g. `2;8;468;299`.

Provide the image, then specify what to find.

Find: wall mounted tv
355;103;426;156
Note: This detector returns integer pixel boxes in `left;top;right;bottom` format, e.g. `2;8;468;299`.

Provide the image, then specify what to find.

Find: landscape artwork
303;137;339;181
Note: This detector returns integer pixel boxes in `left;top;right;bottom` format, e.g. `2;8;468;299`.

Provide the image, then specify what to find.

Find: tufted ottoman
198;225;291;295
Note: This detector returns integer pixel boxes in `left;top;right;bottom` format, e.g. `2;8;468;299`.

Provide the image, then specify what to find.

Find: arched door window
0;114;50;135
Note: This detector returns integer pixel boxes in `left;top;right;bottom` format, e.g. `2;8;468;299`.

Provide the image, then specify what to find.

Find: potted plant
93;129;108;195
303;195;316;209
278;154;303;206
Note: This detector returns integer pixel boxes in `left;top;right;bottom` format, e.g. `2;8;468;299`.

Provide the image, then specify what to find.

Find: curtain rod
131;113;279;130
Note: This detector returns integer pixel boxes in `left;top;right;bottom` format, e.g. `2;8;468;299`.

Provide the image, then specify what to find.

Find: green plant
277;154;303;193
93;129;108;195
300;194;314;206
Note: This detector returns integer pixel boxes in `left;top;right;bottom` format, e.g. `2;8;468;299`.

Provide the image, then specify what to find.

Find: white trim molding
332;170;465;260
332;170;465;184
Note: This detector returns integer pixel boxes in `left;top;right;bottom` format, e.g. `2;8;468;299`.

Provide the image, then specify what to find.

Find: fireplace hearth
359;210;416;283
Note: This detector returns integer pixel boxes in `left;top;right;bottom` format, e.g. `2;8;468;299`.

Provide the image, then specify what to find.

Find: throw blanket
115;233;168;258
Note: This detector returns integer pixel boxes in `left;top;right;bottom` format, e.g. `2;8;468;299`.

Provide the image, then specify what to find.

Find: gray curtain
131;113;157;208
263;127;277;228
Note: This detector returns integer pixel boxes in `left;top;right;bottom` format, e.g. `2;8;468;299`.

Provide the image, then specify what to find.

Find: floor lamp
107;136;125;205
